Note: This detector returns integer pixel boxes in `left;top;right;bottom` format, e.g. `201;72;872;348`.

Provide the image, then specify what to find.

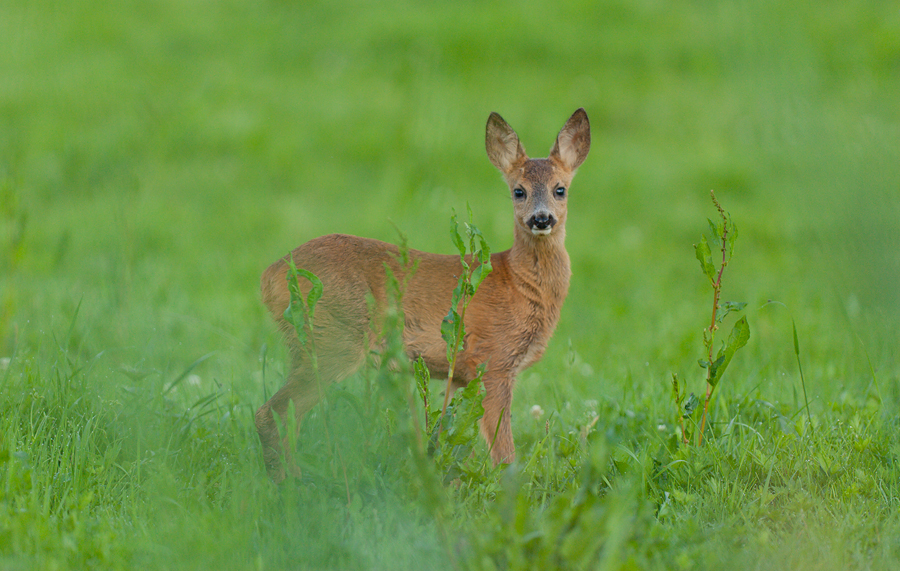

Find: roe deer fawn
256;108;590;483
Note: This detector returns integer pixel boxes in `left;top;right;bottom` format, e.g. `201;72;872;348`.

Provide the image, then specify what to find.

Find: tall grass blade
792;319;813;436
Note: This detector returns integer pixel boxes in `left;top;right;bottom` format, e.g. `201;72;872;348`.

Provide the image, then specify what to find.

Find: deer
255;108;590;483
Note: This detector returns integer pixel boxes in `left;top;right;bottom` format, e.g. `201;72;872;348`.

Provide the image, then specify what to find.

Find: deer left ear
550;108;590;171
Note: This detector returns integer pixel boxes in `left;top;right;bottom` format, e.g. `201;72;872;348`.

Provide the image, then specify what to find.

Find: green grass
2;0;900;568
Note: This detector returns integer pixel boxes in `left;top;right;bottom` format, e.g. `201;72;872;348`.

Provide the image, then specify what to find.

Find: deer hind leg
256;324;368;483
254;360;324;483
480;376;515;465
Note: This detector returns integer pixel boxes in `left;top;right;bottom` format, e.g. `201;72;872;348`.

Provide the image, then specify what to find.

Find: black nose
530;213;555;230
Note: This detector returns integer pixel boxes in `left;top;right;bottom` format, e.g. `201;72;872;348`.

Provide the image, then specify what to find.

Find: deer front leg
480;375;515;465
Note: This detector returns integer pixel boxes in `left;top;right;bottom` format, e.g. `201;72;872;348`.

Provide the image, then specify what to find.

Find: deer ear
550;108;591;171
486;112;527;173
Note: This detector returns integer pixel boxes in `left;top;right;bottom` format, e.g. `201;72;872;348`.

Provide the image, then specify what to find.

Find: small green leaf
728;315;750;351
707;355;725;387
792;319;800;357
470;260;492;291
283;265;307;343
695;235;716;284
295;268;323;318
445;375;484;446
476;234;490;259
451;281;465;312
727;218;738;259
720;301;747;312
716;300;748;323
683;393;700;418
449;211;466;258
708;316;750;387
441;308;465;363
283;297;305;332
441;308;457;346
282;259;325;351
707;218;723;247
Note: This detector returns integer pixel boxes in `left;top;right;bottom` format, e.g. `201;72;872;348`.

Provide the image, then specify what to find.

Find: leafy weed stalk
437;206;492;433
682;190;750;445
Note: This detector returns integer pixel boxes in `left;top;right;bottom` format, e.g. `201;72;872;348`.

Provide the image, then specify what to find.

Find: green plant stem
698;200;729;446
671;374;688;445
794;320;814;436
439;292;469;431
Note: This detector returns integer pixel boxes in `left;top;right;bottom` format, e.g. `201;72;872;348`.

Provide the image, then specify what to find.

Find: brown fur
256;109;591;482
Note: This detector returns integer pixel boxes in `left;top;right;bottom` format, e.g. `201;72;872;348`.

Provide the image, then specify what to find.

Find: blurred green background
2;0;899;457
2;0;900;568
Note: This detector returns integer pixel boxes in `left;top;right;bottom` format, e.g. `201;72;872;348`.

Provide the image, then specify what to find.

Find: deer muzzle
528;212;556;235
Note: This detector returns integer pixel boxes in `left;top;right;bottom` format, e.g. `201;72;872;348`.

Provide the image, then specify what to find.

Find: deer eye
513;188;526;199
555;186;566;197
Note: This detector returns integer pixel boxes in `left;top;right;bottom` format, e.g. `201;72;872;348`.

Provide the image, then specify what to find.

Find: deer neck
508;223;571;311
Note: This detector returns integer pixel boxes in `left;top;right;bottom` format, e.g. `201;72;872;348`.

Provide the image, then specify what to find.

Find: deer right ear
486;112;527;173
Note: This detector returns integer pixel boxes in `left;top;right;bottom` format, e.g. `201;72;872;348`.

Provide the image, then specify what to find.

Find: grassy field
2;0;899;568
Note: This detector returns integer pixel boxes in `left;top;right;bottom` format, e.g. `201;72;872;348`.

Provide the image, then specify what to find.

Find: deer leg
256;313;369;483
480;376;515;465
255;364;324;483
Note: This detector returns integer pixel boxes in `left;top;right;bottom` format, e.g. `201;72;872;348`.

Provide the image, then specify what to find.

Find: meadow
2;0;899;568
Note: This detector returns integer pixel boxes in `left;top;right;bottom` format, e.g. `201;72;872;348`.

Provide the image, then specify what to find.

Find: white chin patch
530;227;552;236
